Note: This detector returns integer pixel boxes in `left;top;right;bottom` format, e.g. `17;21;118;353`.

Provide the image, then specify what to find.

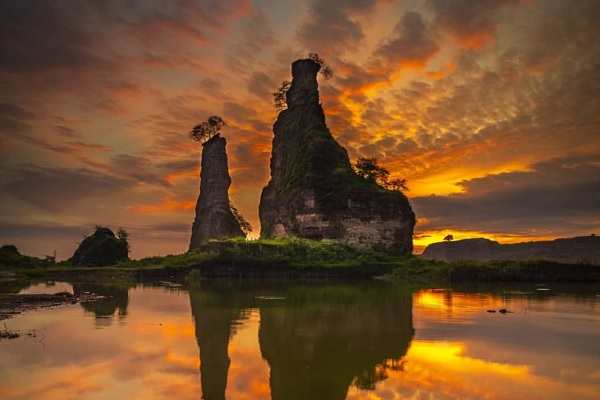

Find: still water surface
1;280;599;399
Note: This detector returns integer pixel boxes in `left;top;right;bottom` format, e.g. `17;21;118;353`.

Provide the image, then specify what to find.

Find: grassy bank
2;238;599;284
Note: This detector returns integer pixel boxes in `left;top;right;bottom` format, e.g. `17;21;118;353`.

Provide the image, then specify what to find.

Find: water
1;281;599;399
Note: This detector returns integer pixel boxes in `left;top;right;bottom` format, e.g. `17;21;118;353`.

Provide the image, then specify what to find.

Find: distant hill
421;235;600;263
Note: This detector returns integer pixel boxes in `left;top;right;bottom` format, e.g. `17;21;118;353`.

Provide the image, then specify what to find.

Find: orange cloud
131;199;196;213
426;63;457;79
167;170;199;185
451;28;496;50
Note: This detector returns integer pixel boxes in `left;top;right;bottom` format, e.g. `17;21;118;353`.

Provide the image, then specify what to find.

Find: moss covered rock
259;58;415;254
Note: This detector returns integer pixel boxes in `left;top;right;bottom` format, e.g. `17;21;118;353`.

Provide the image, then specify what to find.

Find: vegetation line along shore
2;238;599;285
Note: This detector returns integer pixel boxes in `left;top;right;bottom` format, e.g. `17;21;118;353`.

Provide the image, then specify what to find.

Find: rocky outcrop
189;134;244;250
421;235;600;263
70;227;129;266
259;59;415;253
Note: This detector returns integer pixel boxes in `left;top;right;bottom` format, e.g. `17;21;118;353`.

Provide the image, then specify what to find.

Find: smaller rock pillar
189;134;244;250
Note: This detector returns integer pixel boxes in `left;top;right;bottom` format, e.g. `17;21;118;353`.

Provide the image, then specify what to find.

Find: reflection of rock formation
189;285;244;400
258;284;414;400
189;134;244;250
189;282;413;400
72;283;129;318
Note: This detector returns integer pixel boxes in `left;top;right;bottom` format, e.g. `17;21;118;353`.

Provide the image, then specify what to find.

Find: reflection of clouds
345;291;600;400
226;310;271;400
347;339;599;400
0;286;201;399
1;286;599;399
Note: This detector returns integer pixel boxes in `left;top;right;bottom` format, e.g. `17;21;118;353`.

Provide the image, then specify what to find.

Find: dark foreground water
1;280;599;400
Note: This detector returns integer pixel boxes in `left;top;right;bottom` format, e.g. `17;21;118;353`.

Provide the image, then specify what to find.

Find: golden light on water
2;284;600;399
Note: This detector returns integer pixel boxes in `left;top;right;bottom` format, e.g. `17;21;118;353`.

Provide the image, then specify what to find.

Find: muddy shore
0;292;105;322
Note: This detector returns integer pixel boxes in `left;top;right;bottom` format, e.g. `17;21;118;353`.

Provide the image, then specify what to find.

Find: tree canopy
308;52;333;80
190;115;226;143
70;226;130;266
352;157;409;192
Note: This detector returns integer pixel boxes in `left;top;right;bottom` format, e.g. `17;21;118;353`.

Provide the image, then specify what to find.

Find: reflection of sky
345;289;600;400
19;281;74;295
0;285;200;399
226;309;271;400
1;286;599;399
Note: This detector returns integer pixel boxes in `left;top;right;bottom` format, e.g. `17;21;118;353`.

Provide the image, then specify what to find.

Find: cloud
248;72;276;100
2;165;132;211
228;8;278;72
412;154;600;236
296;0;379;55
111;154;172;187
428;0;524;49
0;1;108;74
0;102;36;135
0;222;89;241
372;11;439;69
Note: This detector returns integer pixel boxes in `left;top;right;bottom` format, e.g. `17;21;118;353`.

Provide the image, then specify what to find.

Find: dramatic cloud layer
0;0;598;258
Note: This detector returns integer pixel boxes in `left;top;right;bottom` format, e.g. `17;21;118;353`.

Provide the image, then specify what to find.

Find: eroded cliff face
189;134;243;250
259;59;415;253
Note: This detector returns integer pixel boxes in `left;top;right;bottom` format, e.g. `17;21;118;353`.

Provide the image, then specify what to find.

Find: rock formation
259;58;415;253
189;134;244;250
70;227;129;266
421;235;600;263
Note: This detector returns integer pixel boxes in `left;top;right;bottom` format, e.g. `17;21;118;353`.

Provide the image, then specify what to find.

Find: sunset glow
0;0;598;259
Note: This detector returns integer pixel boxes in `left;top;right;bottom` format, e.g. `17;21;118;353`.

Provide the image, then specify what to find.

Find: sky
0;0;598;260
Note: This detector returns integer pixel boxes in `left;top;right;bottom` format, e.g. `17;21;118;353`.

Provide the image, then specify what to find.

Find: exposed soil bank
0;292;105;322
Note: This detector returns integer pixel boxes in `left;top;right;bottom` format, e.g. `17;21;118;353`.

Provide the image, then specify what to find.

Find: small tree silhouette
273;80;292;111
307;52;333;79
353;157;390;185
189;115;226;143
353;157;409;192
230;202;253;236
444;234;454;241
387;177;409;192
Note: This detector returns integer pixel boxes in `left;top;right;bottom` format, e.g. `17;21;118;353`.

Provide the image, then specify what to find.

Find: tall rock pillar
259;58;416;254
189;134;244;250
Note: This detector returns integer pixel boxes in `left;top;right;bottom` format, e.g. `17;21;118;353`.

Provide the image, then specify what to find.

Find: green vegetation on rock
70;227;129;267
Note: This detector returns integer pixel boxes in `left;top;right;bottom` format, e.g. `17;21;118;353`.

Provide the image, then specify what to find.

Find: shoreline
0;291;106;322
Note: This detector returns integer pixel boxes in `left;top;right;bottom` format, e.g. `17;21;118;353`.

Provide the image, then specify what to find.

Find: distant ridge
421;235;600;263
